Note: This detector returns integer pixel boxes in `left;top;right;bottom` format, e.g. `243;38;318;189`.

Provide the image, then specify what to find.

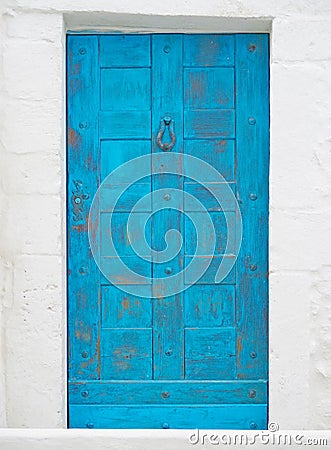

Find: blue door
67;33;269;429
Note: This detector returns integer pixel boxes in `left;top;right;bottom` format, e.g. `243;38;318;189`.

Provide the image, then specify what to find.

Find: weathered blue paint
67;33;269;429
69;380;267;404
67;36;100;382
69;404;267;429
235;34;269;381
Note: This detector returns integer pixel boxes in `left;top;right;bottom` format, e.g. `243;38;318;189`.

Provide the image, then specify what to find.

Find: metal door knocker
156;116;176;151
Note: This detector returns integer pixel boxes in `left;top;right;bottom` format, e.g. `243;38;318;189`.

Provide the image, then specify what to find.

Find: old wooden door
67;33;269;429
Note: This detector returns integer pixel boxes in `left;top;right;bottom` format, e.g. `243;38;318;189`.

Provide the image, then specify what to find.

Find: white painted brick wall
0;3;66;431
6;255;64;427
0;0;330;446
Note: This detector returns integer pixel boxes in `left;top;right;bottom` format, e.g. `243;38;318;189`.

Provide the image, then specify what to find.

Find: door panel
67;33;269;429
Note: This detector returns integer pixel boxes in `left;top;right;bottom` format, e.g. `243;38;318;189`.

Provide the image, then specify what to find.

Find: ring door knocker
156;116;176;151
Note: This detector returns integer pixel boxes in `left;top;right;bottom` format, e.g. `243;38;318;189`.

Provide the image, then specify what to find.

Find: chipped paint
68;127;82;151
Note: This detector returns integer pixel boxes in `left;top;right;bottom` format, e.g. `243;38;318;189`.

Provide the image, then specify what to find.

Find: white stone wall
0;0;330;441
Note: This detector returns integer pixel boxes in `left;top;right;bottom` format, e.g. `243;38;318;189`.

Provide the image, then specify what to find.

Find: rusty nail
248;44;256;53
79;48;87;55
248;117;256;125
250;351;257;359
79;266;88;274
161;392;170;399
162;422;170;429
165;349;172;356
79;121;88;129
81;390;89;398
249;193;257;201
86;423;94;428
248;390;256;399
250;264;257;271
163;46;171;53
165;267;173;275
250;422;257;429
82;351;88;358
163;194;171;201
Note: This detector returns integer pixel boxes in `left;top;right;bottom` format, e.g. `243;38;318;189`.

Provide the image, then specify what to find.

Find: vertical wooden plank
235;34;269;379
151;34;184;379
151;33;184;155
67;35;100;381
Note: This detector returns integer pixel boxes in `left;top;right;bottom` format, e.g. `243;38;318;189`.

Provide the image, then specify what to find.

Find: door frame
0;1;322;433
